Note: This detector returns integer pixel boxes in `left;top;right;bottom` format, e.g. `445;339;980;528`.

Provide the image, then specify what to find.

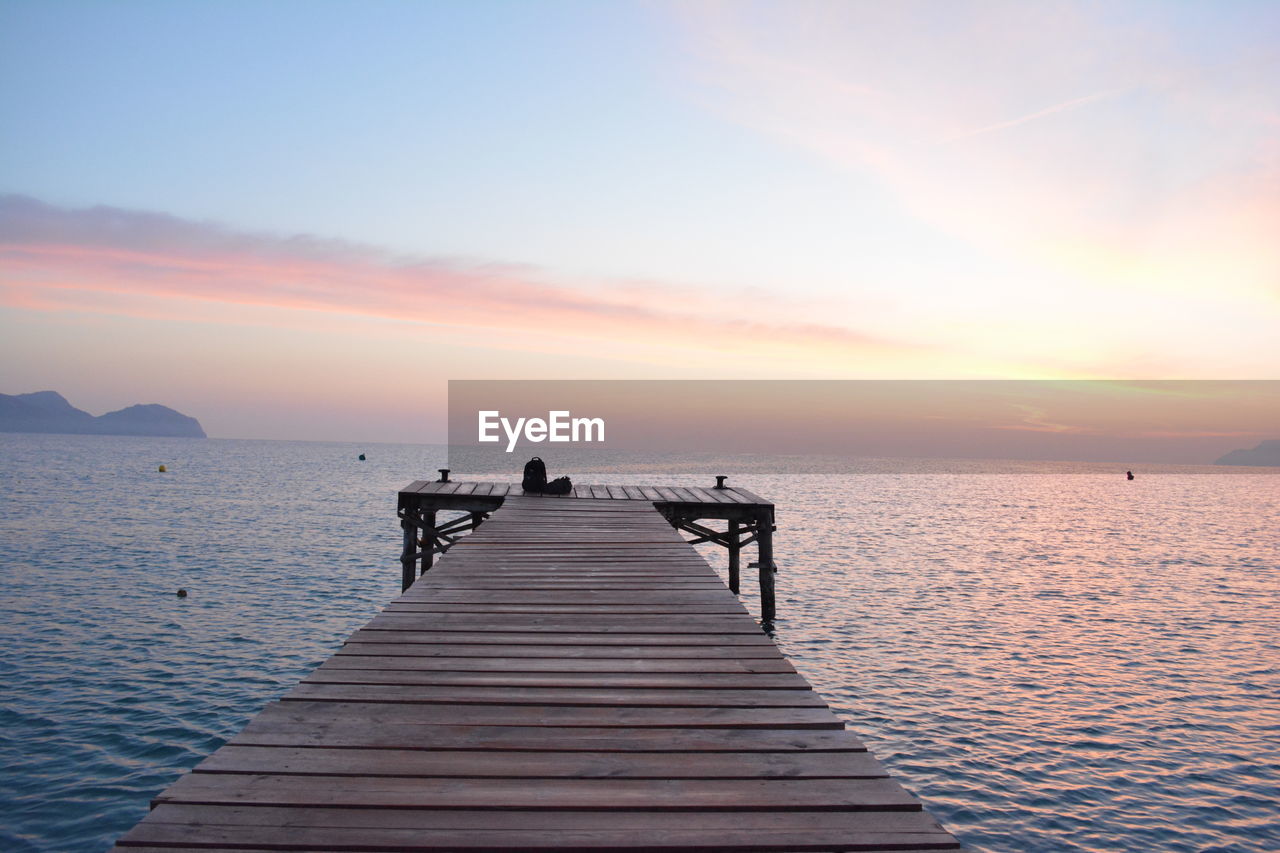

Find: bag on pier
522;456;547;492
542;476;572;495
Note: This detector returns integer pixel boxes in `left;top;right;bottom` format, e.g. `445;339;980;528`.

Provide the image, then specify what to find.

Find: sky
1;0;1277;444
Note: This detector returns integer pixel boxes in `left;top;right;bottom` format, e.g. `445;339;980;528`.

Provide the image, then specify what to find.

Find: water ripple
1;438;1277;851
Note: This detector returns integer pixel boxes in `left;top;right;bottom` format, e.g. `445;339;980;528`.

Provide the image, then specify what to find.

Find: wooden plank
247;700;847;729
116;835;954;852
320;656;798;674
283;684;831;707
154;773;924;811
391;597;743;609
337;643;788;660
703;486;740;505
363;614;764;633
400;584;732;592
684;486;715;503
398;585;732;594
301;669;812;690
120;805;958;850
405;571;724;580
230;721;867;751
344;630;775;647
383;603;748;614
195;745;889;778
728;486;771;506
396;589;742;603
138;804;944;832
433;559;707;565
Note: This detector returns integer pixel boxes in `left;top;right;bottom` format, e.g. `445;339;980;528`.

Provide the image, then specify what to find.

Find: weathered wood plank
337;642;788;659
383;603;748;614
320;656;798;674
120;804;959;850
283;683;831;707
301;669;812;690
155;773;925;811
230;721;866;752
138;804;944;832
249;700;848;729
194;746;889;779
363;613;765;633
396;589;741;602
343;630;776;646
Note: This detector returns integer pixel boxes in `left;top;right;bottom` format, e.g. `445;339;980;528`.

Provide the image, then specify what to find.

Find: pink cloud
0;195;922;368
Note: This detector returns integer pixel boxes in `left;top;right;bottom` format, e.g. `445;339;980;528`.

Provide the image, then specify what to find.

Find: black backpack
542;475;572;495
522;457;547;492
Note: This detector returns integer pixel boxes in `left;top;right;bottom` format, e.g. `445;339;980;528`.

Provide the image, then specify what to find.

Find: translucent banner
446;380;1280;476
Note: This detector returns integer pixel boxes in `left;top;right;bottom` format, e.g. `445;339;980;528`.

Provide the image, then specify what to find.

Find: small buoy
358;453;366;461
158;464;167;473
176;589;187;598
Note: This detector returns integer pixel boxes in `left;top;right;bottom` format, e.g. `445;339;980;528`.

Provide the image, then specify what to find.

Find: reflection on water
0;434;1276;852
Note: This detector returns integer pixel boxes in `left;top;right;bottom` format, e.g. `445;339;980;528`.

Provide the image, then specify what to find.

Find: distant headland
0;391;206;438
1214;439;1280;467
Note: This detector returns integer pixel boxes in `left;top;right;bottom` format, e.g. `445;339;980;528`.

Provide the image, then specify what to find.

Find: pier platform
114;481;960;851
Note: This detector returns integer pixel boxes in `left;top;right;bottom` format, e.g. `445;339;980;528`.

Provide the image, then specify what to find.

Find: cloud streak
941;89;1123;142
664;0;1280;377
0;194;924;371
675;2;1280;272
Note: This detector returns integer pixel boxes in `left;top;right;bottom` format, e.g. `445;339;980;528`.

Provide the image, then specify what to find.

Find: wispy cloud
0;194;923;371
663;0;1280;376
941;89;1123;142
675;1;1280;266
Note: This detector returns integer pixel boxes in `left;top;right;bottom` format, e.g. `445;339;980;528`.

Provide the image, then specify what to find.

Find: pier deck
115;485;960;851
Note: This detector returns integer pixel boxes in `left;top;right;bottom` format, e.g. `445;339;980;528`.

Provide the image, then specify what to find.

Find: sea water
0;434;1276;852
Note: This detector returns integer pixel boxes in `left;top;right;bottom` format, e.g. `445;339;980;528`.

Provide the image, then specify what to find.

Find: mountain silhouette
1214;439;1280;467
0;391;206;438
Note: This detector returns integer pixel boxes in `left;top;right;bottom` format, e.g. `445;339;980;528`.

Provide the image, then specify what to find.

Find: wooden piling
399;519;417;591
757;507;776;626
728;518;741;594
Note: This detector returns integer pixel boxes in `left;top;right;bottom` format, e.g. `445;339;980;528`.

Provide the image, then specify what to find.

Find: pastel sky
1;1;1277;442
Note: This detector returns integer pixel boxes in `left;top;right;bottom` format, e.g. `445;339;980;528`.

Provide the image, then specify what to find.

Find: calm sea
1;434;1277;852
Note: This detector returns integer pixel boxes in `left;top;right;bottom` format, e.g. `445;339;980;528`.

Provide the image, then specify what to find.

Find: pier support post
400;519;418;591
727;519;741;594
420;510;437;578
756;508;775;627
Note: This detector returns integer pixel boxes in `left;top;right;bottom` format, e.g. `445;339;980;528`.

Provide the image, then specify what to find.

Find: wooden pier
397;474;779;623
115;479;961;852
